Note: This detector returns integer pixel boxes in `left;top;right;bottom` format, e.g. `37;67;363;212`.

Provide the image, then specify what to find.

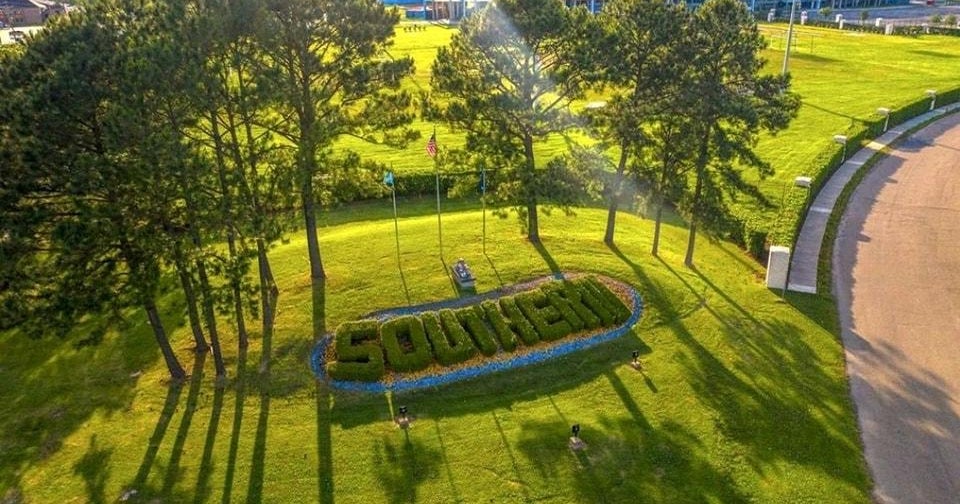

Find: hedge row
325;276;634;382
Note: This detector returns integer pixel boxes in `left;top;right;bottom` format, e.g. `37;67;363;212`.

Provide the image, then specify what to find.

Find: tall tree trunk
301;156;325;280
210;107;248;348
257;238;276;353
145;300;186;381
652;203;664;257
604;145;630;245
173;245;208;353
522;133;540;243
684;130;711;268
195;260;226;379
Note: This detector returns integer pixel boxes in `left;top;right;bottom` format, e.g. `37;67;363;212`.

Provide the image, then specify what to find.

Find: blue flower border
310;277;643;393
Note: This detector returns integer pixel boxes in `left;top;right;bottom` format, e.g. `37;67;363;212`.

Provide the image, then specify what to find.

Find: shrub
544;281;600;329
572;278;615;325
747;228;768;262
456;306;498;356
481;300;519;352
515;290;573;341
434;309;479;365
545;291;585;332
586;277;632;323
326;320;385;382
380;315;434;372
499;297;541;346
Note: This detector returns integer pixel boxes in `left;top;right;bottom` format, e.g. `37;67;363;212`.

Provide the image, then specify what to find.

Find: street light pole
782;0;799;76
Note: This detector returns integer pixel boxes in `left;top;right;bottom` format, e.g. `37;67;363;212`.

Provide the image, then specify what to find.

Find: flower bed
310;274;643;393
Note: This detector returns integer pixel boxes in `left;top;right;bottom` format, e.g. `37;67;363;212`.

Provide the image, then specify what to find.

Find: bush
515;290;573;341
747;228;768;261
543;281;600;329
572;278;615;325
591;278;632;323
577;277;631;324
481;300;519;352
380;315;434;372
326;320;385;382
499;296;541;346
456;306;499;356
544;290;585;332
434;309;479;365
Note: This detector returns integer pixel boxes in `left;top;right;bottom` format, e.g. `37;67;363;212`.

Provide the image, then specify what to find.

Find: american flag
426;132;437;158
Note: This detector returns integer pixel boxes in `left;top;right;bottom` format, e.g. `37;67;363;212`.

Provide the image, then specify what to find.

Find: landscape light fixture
926;89;937;111
876;108;891;132
568;423;586;451
834;135;848;162
631;350;641;370
398;405;408;419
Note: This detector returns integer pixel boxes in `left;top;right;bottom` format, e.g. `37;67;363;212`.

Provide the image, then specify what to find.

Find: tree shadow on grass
513;412;750;503
0;301;177;496
531;240;561;276
607;240;870;495
131;382;184;492
162;353;207;494
314;279;335;504
246;283;279;504
72;435;111;504
192;383;224;504
372;433;441;504
221;346;249;504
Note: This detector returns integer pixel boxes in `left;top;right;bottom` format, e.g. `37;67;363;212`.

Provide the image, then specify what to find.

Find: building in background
0;0;43;27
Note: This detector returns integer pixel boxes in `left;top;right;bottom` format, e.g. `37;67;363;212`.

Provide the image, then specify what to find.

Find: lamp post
397;405;410;428
926;89;937;111
876;107;891;132
834;134;848;162
782;0;799;75
569;423;586;450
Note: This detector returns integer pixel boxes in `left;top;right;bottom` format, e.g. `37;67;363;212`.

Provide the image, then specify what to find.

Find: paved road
833;113;960;503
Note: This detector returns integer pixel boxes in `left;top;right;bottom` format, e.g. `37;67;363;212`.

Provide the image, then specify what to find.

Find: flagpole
436;159;442;260
481;167;486;255
392;176;400;267
432;128;442;260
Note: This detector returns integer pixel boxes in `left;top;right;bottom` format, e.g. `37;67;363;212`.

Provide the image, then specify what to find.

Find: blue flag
383;171;395;187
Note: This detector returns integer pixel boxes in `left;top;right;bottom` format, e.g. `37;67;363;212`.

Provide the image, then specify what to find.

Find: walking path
833;113;960;503
787;101;960;293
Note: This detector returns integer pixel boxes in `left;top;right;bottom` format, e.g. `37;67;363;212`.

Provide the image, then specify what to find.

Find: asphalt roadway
833;112;960;503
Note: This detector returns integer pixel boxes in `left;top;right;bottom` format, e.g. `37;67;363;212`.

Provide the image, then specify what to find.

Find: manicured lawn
2;201;868;503
10;20;960;504
341;23;960;242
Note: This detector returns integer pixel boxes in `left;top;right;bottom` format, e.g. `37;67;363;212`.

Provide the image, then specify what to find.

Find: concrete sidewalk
786;101;960;294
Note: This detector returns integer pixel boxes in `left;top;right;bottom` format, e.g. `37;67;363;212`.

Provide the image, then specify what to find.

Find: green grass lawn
350;24;960;241
2;201;865;503
8;21;960;504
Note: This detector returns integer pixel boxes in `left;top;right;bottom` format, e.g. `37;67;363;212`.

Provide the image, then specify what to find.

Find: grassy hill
7;20;960;504
1;202;867;503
